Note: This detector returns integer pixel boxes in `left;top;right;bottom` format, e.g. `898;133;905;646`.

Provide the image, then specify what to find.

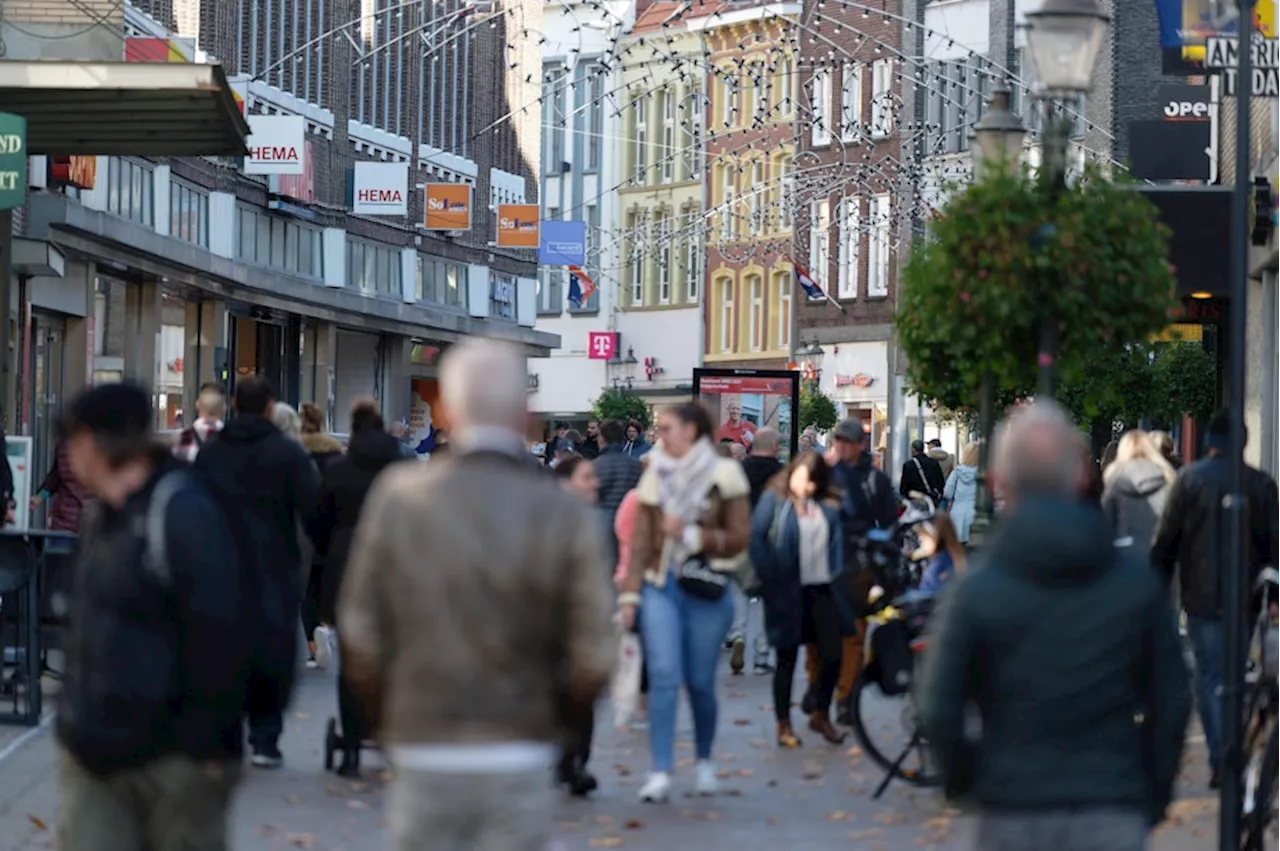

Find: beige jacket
337;447;617;746
618;457;751;604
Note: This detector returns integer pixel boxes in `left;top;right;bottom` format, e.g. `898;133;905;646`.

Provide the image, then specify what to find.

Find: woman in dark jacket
748;452;850;748
308;400;408;777
299;403;345;667
31;439;92;531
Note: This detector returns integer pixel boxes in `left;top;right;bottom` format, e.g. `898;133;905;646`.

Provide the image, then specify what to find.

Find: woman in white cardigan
943;441;981;545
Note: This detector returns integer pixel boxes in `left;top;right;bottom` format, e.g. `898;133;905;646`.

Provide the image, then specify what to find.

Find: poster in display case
692;368;800;460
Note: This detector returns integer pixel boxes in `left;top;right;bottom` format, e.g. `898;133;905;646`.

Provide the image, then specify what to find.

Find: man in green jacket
917;400;1191;851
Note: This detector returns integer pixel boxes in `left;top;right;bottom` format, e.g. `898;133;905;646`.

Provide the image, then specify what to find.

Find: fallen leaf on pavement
849;828;886;840
732;718;751;726
725;788;744;797
700;811;724;821
624;820;644;830
556;822;580;832
827;810;854;822
873;811;908;825
677;757;695;768
375;770;394;782
845;746;863;757
286;834;315;848
726;691;746;699
801;760;825;779
346;799;371;810
749;739;769;748
766;816;779;825
256;825;278;837
588;838;623;848
27;815;47;831
614;763;632;777
592;816;613;825
294;712;310;720
735;767;755;777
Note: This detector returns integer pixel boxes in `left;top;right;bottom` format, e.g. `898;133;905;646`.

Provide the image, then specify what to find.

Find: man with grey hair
338;338;616;850
918;400;1191;851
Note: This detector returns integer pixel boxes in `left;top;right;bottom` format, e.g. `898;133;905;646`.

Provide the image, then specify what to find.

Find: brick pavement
0;661;1222;851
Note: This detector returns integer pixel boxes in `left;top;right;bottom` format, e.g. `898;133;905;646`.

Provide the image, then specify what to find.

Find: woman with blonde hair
918;512;967;594
1101;430;1176;553
271;401;303;443
942;441;981;544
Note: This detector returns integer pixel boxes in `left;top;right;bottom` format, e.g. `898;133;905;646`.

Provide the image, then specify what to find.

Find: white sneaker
694;760;718;796
313;626;335;670
638;771;671;803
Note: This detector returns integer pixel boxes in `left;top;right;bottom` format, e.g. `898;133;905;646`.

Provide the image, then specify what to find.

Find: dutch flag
567;266;597;308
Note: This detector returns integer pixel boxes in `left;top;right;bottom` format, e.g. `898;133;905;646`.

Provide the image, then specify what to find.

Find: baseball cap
927;438;942;448
833;419;867;443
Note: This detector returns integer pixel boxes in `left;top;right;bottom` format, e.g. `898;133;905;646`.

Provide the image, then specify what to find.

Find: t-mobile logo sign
587;331;618;360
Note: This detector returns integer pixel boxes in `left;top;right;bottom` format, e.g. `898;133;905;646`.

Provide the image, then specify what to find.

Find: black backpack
866;617;915;697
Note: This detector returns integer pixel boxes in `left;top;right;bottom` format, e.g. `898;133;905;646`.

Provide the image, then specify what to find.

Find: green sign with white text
0;113;27;211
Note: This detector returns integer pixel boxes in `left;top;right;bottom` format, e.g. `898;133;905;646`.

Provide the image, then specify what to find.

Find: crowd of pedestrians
16;340;1278;851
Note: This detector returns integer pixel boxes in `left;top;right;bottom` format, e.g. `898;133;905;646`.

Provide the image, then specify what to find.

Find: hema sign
351;161;409;216
244;115;305;175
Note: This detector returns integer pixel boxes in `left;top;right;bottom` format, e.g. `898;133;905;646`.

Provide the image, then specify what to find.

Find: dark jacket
40;440;93;532
1151;454;1279;619
194;414;319;682
0;422;12;507
918;497;1192;825
833;452;897;540
59;451;247;775
301;432;345;477
1101;459;1171;555
749;492;852;645
741;455;783;509
310;428;408;624
900;451;945;499
622;438;651;459
593;443;643;519
579;438;601;460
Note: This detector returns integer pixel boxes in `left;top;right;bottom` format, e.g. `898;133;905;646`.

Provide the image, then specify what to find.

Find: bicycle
848;590;941;799
1242;568;1278;851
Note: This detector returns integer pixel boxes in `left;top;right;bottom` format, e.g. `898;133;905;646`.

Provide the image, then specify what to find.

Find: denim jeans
641;576;735;772
727;582;771;658
1186;615;1222;769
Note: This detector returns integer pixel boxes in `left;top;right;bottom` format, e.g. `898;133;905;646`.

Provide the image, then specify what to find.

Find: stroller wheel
324;717;340;772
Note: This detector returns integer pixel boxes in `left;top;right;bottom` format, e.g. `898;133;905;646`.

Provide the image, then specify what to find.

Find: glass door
29;314;66;516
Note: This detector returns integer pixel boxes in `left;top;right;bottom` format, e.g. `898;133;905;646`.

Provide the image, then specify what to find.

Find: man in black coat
195;374;319;770
591;419;643;564
899;439;946;501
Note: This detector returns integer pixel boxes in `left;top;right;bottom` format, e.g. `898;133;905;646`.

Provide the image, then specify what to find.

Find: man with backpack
194;374;320;769
57;383;249;851
174;382;226;463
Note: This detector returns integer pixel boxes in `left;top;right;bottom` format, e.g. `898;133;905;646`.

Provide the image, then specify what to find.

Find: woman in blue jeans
617;402;752;803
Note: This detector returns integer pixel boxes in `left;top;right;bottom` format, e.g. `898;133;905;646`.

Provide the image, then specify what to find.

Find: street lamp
1022;0;1109;399
609;346;638;390
966;90;1027;550
970;88;1026;177
793;339;824;384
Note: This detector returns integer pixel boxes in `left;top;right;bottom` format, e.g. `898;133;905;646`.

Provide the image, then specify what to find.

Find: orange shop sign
495;204;539;248
424;183;472;231
49;155;97;190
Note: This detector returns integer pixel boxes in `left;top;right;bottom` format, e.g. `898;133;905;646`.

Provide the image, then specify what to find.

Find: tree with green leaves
591;387;650;427
798;384;839;433
1151;342;1217;427
896;165;1176;415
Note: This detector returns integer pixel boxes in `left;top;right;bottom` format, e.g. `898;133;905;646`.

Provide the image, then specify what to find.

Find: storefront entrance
228;314;302;407
26;312;66;492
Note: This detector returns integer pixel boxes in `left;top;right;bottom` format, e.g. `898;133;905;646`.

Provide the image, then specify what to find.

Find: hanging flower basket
895;164;1177;413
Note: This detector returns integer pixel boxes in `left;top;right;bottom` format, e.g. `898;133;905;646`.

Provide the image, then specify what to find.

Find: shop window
490;272;517;321
169;180;209;247
347;237;402;295
236;205;324;280
106;157;155;226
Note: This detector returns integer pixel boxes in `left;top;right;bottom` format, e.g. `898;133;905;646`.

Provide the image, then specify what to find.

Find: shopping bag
612;631;642;730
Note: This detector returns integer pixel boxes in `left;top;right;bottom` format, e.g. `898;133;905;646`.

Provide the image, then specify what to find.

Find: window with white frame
660;89;675;182
837;197;860;299
810;70;831;145
657;213;672;304
347;237;403;296
538;206;562;314
684;209;701;301
775;271;791;351
237;205;324;279
719;278;734;352
746;64;762;123
871;59;894;138
720;68;739;128
586;70;604;171
543;66;566;175
684;87;705;179
106;157;155;226
808;200;830;297
633;97;648;184
748;274;763;351
417;255;467;306
868;193;890;296
169;179;209;247
779;156;795;230
720;165;735;240
628;211;644;304
747;160;763;237
841;63;863;141
778;54;795;117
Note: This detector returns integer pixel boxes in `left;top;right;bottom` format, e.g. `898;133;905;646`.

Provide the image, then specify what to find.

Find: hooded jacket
943;465;978;543
310;428;409;624
917;497;1192;825
1101;459;1171;554
927;447;955;481
302;432;345;475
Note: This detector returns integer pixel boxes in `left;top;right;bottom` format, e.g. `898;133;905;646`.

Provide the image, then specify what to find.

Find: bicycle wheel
848;670;940;788
1244;720;1278;851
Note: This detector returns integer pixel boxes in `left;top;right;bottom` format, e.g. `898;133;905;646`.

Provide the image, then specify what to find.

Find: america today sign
1205;36;1280;97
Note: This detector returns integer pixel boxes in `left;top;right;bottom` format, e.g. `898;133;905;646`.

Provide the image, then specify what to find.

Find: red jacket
41;441;92;532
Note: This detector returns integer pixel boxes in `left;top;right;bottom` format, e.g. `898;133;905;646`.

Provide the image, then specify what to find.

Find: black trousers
301;565;324;642
558;705;595;778
337;671;366;750
773;585;842;722
246;669;289;752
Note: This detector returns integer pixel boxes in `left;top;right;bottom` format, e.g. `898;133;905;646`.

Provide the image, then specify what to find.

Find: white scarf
650;437;719;570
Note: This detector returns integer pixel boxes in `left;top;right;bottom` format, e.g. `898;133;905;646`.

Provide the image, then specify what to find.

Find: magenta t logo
587;332;617;360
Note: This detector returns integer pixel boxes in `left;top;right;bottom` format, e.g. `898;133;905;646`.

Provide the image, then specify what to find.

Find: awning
0;61;249;157
11;238;65;277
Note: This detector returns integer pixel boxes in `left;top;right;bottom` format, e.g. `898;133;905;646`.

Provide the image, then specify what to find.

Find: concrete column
183;298;228;415
299;321;338;431
61;259;95;401
123;279;161;393
380;335;413;426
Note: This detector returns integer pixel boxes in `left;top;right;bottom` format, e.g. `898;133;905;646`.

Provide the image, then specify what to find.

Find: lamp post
609;346;638;391
1023;0;1110;399
793;339;824;386
967;88;1027;549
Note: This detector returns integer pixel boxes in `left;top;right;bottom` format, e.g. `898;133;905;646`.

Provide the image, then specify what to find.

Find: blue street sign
538;219;587;266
